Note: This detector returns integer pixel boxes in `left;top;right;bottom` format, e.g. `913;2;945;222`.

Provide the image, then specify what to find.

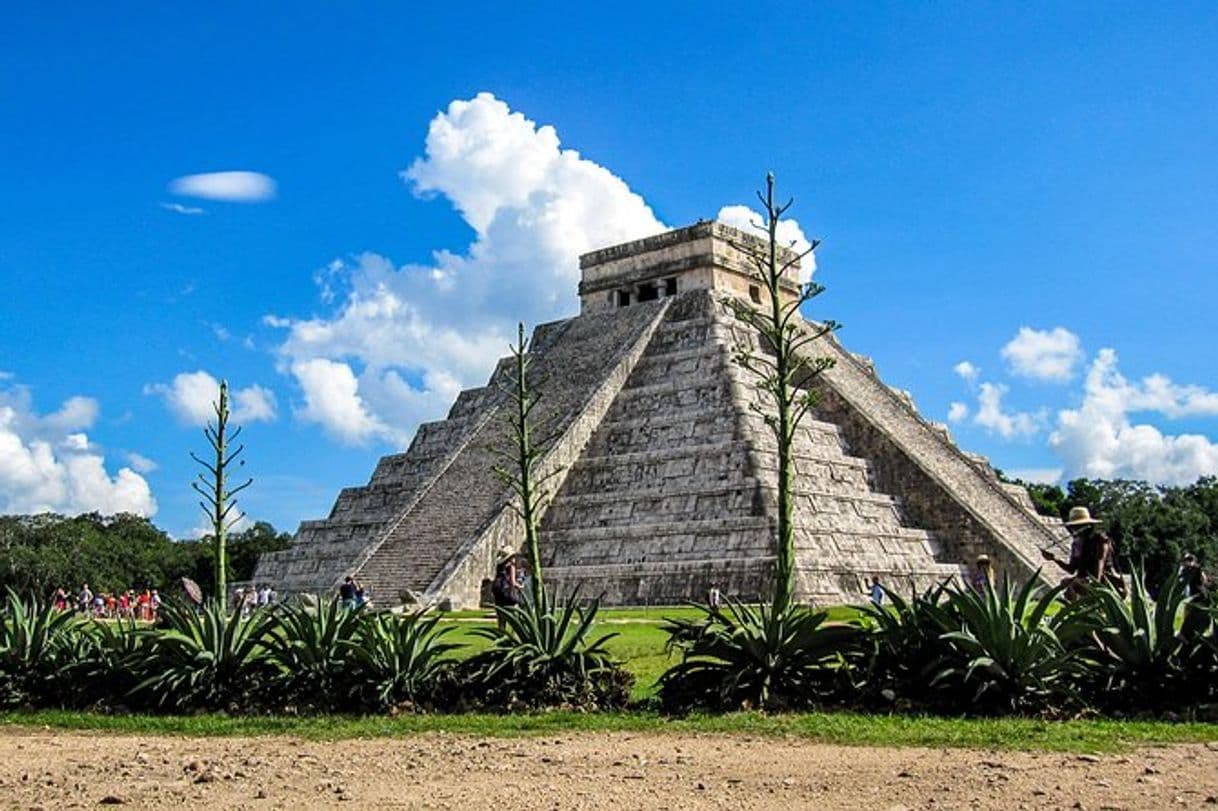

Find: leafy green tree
190;380;253;611
725;172;837;610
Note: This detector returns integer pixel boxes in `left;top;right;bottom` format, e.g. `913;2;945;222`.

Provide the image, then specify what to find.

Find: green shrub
262;600;367;713
345;610;458;712
930;577;1082;715
857;582;960;709
64;617;145;709
464;591;631;711
658;600;861;713
1067;567;1218;712
0;591;85;708
129;601;276;713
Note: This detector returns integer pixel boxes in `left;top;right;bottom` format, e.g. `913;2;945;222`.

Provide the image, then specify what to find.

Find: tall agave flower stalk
725;173;838;611
190;380;252;613
491;322;559;608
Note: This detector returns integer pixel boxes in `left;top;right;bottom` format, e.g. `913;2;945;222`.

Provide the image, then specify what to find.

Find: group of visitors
53;584;161;620
866;505;1211;605
337;576;371;610
233;584;279;615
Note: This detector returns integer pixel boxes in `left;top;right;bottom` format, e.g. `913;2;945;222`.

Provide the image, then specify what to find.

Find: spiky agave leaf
262;599;369;711
658;598;861;713
129;600;276;712
0;589;88;708
930;575;1081;714
343;610;459;712
467;588;630;710
1066;565;1217;709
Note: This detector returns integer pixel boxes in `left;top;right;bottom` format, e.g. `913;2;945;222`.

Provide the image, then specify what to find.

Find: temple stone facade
254;222;1068;607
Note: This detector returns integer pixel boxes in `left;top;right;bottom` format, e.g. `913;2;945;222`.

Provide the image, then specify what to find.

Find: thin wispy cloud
169;171;277;203
160;201;205;215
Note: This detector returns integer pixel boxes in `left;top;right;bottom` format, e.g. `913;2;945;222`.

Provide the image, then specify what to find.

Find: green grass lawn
439;604;866;700
4;709;1216;754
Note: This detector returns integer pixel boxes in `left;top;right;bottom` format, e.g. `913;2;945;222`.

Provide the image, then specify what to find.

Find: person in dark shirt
338;576;358;610
1042;506;1112;600
1178;553;1211;600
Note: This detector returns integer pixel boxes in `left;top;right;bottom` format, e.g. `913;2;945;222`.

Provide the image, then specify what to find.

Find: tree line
0;513;292;597
1003;475;1218;586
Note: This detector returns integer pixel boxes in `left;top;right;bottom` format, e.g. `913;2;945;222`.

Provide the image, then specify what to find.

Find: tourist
708;582;722;610
969;555;994;593
78;582;93;614
338;576;359;610
491;547;521;627
868;576;884;606
52;587;69;612
149;589;161;621
1178;553;1211;599
1042;506;1113;600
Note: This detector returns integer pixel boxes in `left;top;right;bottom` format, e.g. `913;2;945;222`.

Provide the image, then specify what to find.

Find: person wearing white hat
1042;506;1113;600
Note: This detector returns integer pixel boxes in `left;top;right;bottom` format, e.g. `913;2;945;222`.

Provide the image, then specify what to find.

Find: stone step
582;407;740;456
564;439;754;492
544;515;774;567
445;385;499;420
327;478;430;519
542;478;764;529
623;345;729;387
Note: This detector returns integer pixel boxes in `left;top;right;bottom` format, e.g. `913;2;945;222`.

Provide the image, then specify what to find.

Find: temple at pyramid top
253;221;1069;609
578;221;802;314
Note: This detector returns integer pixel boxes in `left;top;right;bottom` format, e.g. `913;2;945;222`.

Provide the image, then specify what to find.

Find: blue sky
2;3;1216;536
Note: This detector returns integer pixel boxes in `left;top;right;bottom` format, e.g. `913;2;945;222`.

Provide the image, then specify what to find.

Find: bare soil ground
1;729;1216;810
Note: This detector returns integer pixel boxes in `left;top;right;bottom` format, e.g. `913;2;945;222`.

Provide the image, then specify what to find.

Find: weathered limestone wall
543;291;961;606
809;337;1070;585
425;299;673;606
353;299;672;607
579;222;800;314
256;221;1066;607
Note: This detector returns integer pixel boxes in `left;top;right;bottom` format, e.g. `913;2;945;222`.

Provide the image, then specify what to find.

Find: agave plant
857;581;959;708
262;599;368;712
658;599;861;713
130;600;277;712
466;589;630;710
931;576;1081;714
0;590;86;708
1067;566;1217;710
344;610;458;712
63;616;145;709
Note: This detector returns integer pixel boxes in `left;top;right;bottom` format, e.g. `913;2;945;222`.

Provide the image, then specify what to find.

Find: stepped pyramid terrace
254;222;1069;608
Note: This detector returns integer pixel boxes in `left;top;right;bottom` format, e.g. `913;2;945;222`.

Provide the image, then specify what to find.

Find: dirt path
0;729;1215;810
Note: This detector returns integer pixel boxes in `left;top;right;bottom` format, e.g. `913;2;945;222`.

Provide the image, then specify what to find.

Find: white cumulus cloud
290;358;394;446
1001;326;1083;383
125;452;158;474
947;401;970;423
0;384;156;516
974;382;1045;439
953;361;980;383
1049;349;1218;484
168;171;276;203
145;371;278;426
715;204;817;282
270;92;667;446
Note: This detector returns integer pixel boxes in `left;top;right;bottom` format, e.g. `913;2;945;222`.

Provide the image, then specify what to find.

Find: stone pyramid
254;222;1067;607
